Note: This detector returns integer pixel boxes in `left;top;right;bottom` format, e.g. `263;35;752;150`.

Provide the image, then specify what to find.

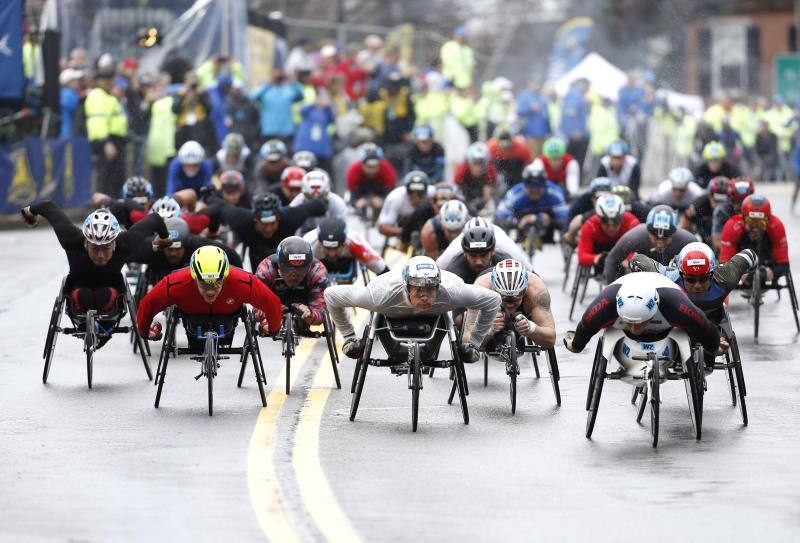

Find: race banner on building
0;0;24;100
0;136;92;214
545;17;594;85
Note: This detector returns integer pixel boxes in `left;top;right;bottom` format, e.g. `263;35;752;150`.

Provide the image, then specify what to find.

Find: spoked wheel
586;338;603;411
685;348;704;440
85;311;96;389
649;366;660;448
569;266;585;320
411;343;422;432
585;353;607;438
349;337;372;421
546;347;561;406
636;387;647;423
43;296;64;384
752;267;762;341
729;335;748;426
507;333;518;414
451;340;470;425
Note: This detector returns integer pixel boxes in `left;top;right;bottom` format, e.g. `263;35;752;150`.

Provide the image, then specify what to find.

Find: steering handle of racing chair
195;325;225;340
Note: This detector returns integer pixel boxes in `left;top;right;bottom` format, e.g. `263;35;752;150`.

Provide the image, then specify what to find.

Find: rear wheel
43;296;63;384
586;338;603;411
752;267;762;340
547;347;561;406
349;337;372;421
85;311;96;389
207;352;215;417
585;353;607;438
730;335;748;426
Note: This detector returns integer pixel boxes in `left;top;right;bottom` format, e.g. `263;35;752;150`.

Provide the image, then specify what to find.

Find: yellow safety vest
146;96;177;167
85;87;128;142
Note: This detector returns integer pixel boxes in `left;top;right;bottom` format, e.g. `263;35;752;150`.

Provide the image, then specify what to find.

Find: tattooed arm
523;273;557;348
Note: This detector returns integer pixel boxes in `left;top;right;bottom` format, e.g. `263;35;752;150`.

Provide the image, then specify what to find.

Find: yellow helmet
702;141;726;161
190;246;230;284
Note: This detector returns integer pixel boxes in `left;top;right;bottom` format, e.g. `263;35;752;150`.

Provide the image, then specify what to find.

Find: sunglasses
197;280;224;291
501;294;523;304
409;285;437;297
744;218;768;230
682;274;711;285
600;218;622;226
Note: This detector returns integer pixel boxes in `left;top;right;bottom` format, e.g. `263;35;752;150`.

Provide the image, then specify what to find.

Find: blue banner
545;17;594;85
0;136;93;214
0;0;24;100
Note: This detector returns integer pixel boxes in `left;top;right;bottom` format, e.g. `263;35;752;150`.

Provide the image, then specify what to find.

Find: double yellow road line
247;249;406;542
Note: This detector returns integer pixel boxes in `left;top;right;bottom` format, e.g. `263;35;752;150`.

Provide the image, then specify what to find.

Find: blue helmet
588;176;613;197
122;176;154;201
606;140;629;157
150;197;182;219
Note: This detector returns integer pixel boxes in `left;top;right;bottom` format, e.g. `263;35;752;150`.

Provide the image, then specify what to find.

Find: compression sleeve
565;159;580;196
136;275;170;335
657;287;720;353
324;284;378;337
572;284;621;352
577;220;600;266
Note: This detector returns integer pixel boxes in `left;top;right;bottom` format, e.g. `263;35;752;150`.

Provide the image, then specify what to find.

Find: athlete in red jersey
137;246;282;346
577;195;640;268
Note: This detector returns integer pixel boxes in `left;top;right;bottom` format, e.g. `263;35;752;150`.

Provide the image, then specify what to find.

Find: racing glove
342;335;365;359
148;322;163;341
254;309;272;337
458;343;480;363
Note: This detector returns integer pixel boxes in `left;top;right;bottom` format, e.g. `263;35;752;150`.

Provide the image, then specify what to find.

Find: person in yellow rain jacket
414;72;450;140
146;74;177;195
450;86;480;142
588;97;620;160
764;95;795;179
85;68;128;196
440;27;475;90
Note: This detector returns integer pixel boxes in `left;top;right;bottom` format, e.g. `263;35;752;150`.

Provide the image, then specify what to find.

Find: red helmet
680;249;713;276
726;176;754;204
741;194;771;228
709;176;729;202
281;166;306;190
219;169;244;193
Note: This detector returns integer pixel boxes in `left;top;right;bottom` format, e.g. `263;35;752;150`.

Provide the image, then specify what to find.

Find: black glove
342;336;365;359
458;343;480;363
198;185;216;202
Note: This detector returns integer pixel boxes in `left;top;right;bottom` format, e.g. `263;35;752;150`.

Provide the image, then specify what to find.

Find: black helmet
251;193;281;223
164;217;190;248
646;204;678;238
461;217;496;253
122;176;154;201
219;170;245;193
403;170;430;195
317;217;348;248
277;236;313;271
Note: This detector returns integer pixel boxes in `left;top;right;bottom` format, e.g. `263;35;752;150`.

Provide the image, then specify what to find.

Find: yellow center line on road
247;338;316;543
290;249;408;542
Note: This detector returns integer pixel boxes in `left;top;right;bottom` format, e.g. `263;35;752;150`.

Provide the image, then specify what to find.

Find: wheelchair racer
91;176;154;228
631;242;757;324
346;143;397;217
535;136;580;198
487;128;533;186
403;125;445;183
21;201;170;316
681;176;728;246
271;166;306;207
494;161;569;243
377;170;436;243
577;194;640;273
720;194;789;285
400;184;458;256
596;140;641;198
711;176;754;252
437;216;531;272
603;204;696;284
256;236;329;329
289;169;348;235
203;192;327;271
646;167;704;214
693;141;741;189
304;217;390;279
563;271;722;369
419;199;470;260
462;259;556;349
454;142;498;216
136;246;282;347
211;169;252;209
166;140;214;197
324;256;501;363
138;217;243;286
149;196;216;236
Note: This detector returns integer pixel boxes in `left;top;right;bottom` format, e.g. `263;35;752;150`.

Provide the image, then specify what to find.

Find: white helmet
178;140;205;165
301;170;331;199
616;275;660;324
466;142;489;165
491;259;529;297
82;209;121;245
667;167;694;190
150;197;182;219
594;193;625;222
439;200;470;232
402;256;441;289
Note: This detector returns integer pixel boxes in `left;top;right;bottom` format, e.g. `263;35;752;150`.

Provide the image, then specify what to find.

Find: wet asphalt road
1;185;799;542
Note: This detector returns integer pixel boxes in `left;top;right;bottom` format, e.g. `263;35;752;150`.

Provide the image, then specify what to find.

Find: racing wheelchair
154;306;267;416
42;276;152;388
581;327;705;448
568;262;604;320
324;258;371;287
482;317;561;413
268;304;341;395
349;312;469;432
739;265;799;341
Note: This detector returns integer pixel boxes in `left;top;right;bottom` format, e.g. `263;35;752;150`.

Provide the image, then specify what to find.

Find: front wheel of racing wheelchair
349;312;469;431
743;265;800;341
154;307;268;415
583;327;704;448
42;276;152;388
